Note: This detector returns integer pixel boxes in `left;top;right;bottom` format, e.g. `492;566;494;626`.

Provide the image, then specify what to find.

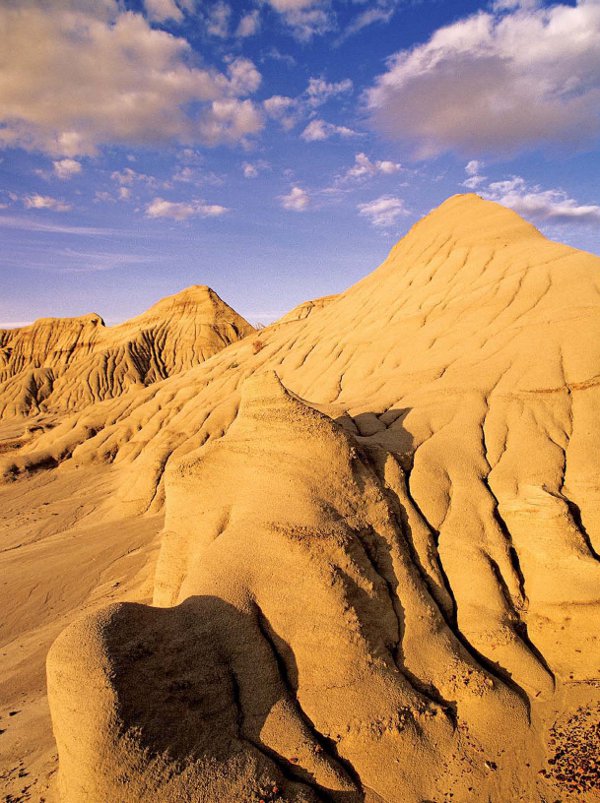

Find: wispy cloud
146;197;230;221
339;0;400;42
0;247;155;274
0;215;119;236
264;0;334;41
306;77;353;107
301;119;361;142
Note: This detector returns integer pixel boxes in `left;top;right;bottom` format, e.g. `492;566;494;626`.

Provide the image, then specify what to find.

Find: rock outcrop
0;285;254;417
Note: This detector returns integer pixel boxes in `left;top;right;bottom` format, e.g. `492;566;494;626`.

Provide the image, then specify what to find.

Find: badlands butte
0;194;599;803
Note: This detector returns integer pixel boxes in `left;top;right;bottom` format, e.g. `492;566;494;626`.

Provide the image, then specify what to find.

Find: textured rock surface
0;285;254;417
1;195;599;802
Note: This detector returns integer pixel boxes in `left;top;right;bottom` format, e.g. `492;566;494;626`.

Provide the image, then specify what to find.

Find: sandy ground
0;429;162;801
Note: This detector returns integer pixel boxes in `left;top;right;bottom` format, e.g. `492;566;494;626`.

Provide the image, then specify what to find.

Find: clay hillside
0;285;254;418
0;194;598;803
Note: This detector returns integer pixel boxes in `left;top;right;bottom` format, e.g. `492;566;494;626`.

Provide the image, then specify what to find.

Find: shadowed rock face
0;285;254;417
10;193;598;801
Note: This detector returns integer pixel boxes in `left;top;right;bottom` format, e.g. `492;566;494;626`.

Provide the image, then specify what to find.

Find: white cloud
264;0;334;40
263;95;299;131
146;197;230;221
95;191;115;203
263;47;297;67
341;0;400;40
144;0;184;22
344;152;401;180
52;158;82;180
301;119;360;141
484;176;600;225
23;194;72;212
236;9;260;37
242;160;269;178
173;166;197;184
462;159;486;189
111;167;157;187
206;1;231;38
197;99;263;146
366;1;600;157
358;195;409;228
0;2;263;156
279;186;310;211
243;163;259;179
306;77;353;107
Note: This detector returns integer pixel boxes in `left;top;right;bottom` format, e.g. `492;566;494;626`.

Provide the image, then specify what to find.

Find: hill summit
0;285;254;417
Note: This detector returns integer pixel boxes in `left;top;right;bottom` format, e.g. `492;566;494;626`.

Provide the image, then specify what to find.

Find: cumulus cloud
146;197;230;221
301;119;360;142
52;158;82;180
279;186;310;211
358;195;409;228
484;176;600;225
0;2;263;156
366;0;600;157
23;194;72;212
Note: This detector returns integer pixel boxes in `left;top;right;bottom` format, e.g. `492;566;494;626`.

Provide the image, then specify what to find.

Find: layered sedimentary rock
0;285;254;417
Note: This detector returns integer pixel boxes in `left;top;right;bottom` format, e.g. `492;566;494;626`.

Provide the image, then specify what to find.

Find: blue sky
1;0;599;326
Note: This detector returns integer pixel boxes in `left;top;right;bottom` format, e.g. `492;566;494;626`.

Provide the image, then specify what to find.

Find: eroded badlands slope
0;285;254;417
1;195;599;801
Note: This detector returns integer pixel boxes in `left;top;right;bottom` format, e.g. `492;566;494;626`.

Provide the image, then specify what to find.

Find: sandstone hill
1;195;599;803
0;285;254;418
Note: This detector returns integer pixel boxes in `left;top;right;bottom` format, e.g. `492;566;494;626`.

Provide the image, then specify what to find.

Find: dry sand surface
1;194;599;802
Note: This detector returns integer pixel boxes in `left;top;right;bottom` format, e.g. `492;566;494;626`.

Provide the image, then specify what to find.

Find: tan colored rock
0;285;254;417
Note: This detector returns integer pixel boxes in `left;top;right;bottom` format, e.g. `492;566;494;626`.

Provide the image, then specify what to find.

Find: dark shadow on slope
100;595;364;803
334;408;543;712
